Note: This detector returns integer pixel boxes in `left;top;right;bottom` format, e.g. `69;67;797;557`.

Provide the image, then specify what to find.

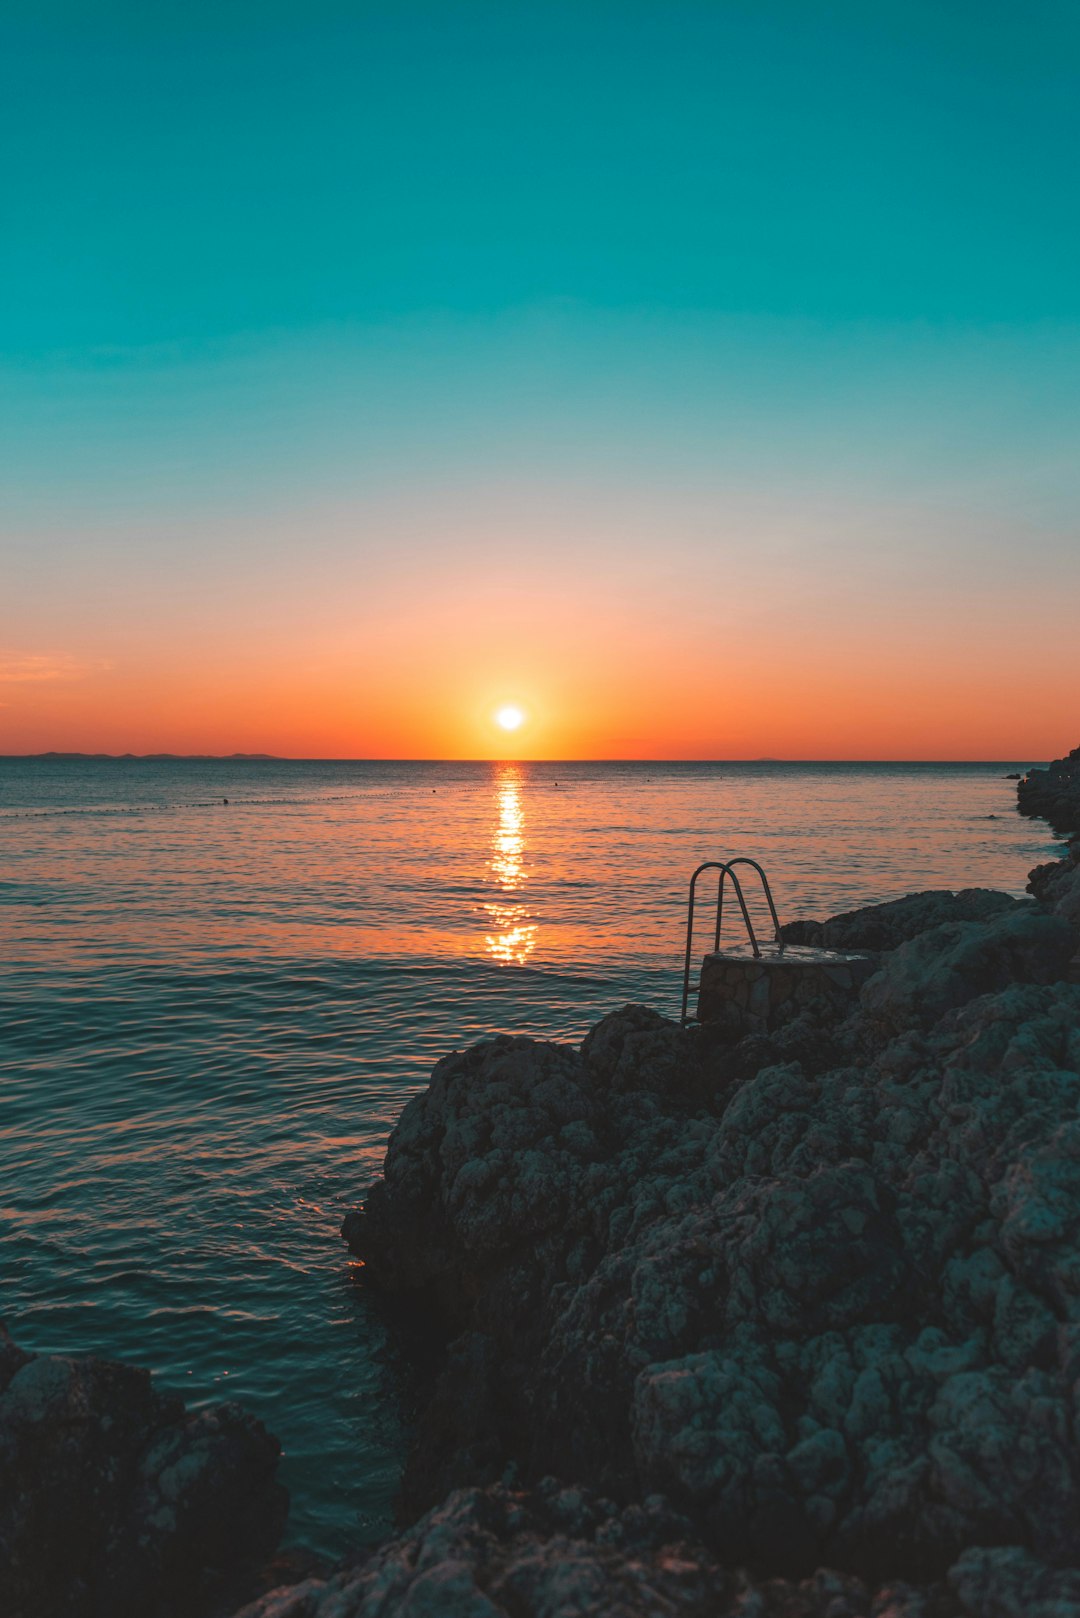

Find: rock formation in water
1018;743;1080;835
1029;835;1080;930
0;1327;287;1618
271;856;1080;1617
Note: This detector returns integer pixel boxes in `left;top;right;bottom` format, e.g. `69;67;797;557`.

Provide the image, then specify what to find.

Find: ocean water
0;758;1058;1557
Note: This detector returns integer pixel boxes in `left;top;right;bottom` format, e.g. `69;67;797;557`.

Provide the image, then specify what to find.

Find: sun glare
495;705;525;732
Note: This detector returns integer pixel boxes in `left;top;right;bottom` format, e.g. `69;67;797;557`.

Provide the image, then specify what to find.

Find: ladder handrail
680;856;786;1022
714;857;784;953
681;860;757;1021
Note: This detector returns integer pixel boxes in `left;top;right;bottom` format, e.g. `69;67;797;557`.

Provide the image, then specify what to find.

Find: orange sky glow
3;460;1076;765
2;538;1072;761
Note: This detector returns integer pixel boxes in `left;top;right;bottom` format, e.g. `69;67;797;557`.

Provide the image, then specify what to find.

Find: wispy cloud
0;652;110;684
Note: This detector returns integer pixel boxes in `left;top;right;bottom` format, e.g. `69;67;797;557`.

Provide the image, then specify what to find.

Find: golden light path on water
483;764;539;966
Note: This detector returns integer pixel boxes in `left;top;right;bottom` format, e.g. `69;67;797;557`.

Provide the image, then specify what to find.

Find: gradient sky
2;0;1078;758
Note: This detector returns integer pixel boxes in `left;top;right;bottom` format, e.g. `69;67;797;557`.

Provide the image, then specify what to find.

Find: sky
2;0;1078;759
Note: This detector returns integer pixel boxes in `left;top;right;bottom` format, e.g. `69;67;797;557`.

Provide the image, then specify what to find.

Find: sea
0;757;1060;1558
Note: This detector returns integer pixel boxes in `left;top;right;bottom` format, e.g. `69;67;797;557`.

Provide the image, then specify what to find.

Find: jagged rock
857;906;1076;1031
948;1545;1080;1616
234;1481;1080;1617
346;956;1080;1585
1018;746;1080;836
347;1008;713;1313
233;1483;732;1617
327;831;1080;1616
780;888;1019;952
0;1327;287;1618
233;1479;955;1618
1028;841;1080;932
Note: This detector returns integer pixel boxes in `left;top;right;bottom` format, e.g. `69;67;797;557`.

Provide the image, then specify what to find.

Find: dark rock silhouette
330;855;1080;1613
1028;835;1080;934
233;1480;952;1617
779;885;1018;951
0;1327;287;1618
1017;744;1080;835
234;1483;1080;1616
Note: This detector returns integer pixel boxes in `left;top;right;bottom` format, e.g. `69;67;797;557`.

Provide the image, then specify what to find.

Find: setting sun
495;705;525;732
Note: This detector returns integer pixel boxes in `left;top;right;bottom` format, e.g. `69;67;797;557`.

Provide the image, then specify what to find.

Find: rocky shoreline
1018;744;1080;836
5;759;1080;1617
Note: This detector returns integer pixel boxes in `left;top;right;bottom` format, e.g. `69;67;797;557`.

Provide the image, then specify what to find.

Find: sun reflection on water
483;765;538;965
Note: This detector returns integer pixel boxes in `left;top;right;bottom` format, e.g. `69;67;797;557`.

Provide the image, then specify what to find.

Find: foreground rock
338;881;1080;1607
235;1477;1080;1618
1018;744;1080;835
1029;835;1080;935
0;1328;287;1618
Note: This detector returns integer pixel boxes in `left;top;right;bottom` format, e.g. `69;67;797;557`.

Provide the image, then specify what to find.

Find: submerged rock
342;878;1080;1597
0;1328;287;1618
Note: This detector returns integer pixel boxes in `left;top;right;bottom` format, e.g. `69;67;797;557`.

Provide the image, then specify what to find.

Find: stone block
695;943;876;1033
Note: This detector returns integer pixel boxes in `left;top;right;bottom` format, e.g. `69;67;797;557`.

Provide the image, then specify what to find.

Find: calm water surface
0;759;1057;1556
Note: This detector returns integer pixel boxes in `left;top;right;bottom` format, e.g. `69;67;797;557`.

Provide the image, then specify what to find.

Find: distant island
1;752;282;761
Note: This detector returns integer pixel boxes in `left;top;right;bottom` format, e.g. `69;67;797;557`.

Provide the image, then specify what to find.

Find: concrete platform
695;942;876;1033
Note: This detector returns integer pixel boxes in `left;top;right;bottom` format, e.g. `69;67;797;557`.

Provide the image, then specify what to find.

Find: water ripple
0;758;1055;1556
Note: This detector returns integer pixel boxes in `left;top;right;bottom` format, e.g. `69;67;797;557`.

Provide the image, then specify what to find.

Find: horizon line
0;752;1043;767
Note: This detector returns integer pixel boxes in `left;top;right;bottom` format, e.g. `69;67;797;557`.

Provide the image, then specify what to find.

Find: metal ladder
680;858;785;1022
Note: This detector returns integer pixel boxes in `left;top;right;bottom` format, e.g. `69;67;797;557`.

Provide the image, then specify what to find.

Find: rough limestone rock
0;1327;287;1618
235;1484;1080;1618
948;1545;1080;1616
1028;839;1080;932
1018;746;1080;836
344;881;1080;1597
233;1478;961;1618
857;905;1076;1031
780;888;1019;952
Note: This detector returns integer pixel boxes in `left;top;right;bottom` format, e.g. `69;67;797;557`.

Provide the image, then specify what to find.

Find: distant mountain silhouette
3;752;281;761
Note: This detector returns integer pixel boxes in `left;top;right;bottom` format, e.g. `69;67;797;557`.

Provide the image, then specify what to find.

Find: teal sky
6;1;1080;344
2;1;1078;756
